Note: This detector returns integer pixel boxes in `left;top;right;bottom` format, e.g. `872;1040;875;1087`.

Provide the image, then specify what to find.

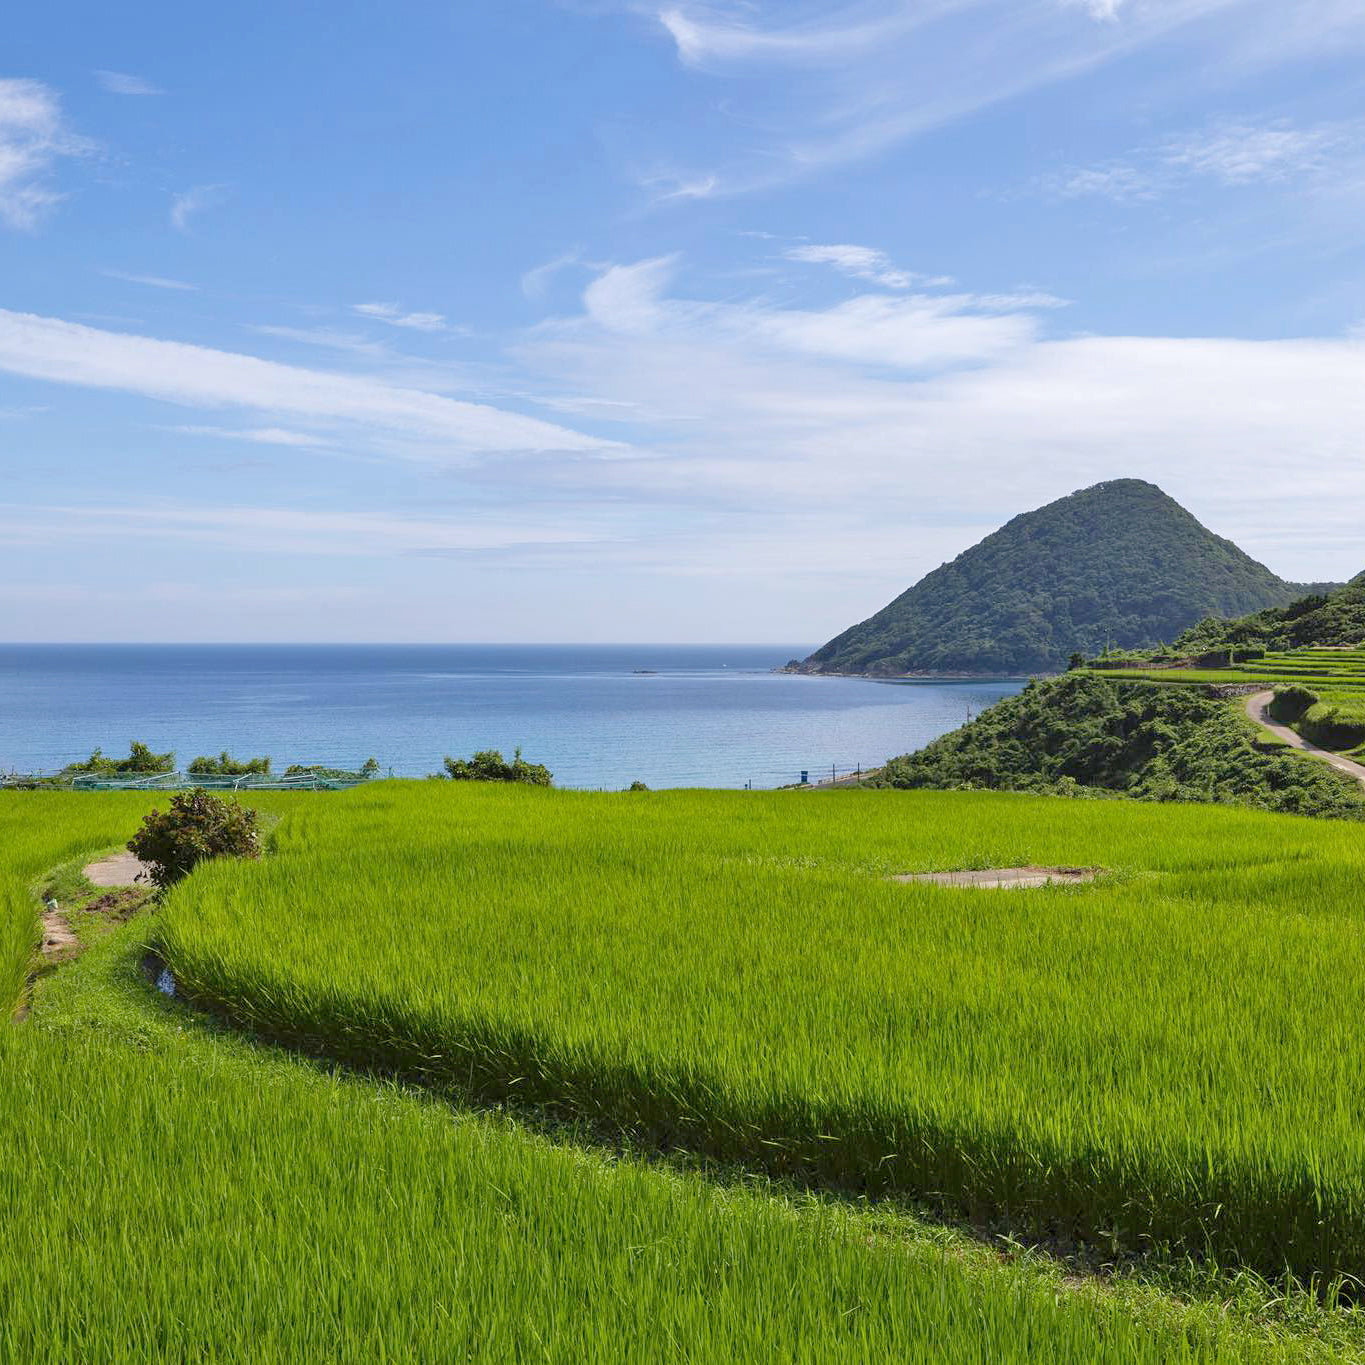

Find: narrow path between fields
39;852;150;964
84;852;151;887
1245;690;1365;787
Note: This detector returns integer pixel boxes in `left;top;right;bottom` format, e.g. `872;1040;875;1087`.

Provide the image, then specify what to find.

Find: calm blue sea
0;645;1024;789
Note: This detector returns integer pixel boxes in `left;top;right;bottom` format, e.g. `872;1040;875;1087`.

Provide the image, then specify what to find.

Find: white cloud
1067;0;1126;20
169;424;327;448
785;244;953;290
1045;119;1357;201
521;251;587;300
103;269;198;291
1165;122;1346;184
246;324;392;359
658;4;940;68
570;256;1038;368
641;1;1266;195
512;257;1365;584
95;70;163;96
0;78;86;229
635;1;1365;198
171;184;228;231
353;302;449;332
1;500;610;557
0;308;614;458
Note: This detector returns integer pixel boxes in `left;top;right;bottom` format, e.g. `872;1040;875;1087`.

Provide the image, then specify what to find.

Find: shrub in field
284;758;380;781
628;780;650;791
440;748;551;785
1269;685;1319;723
128;789;261;889
187;752;271;777
61;740;174;777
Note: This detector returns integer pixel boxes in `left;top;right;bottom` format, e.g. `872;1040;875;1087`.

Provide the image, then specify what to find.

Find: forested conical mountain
797;480;1310;676
1174;572;1365;654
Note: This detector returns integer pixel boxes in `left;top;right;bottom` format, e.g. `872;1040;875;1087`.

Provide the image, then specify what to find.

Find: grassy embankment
9;788;1351;1360
156;781;1365;1283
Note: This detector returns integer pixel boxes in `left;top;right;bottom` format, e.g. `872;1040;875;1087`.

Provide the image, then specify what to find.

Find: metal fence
1;768;381;793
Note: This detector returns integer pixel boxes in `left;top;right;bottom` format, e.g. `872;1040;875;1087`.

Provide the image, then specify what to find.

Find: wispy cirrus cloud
102;268;198;291
246;323;393;359
169;424;327;448
632;1;1365;197
2;500;612;557
170;183;228;231
1044;119;1358;201
785;244;954;290
0;308;614;459
353;301;451;332
95;70;163;96
0;78;87;229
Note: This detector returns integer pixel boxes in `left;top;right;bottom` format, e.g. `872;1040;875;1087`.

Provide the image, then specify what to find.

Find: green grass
154;781;1365;1282
0;791;306;1016
9;799;1342;1362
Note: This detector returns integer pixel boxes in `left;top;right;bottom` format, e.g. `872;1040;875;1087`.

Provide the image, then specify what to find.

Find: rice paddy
154;782;1365;1283
10;788;1352;1361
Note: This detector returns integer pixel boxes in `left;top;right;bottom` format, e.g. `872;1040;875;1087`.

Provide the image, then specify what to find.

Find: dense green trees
869;674;1364;819
1175;573;1365;655
187;751;271;777
798;480;1309;676
439;748;552;785
60;741;174;777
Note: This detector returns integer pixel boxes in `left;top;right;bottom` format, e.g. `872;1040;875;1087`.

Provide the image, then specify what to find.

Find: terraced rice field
11;787;1350;1360
157;781;1365;1281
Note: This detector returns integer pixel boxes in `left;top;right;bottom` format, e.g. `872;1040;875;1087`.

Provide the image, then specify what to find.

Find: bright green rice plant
157;782;1365;1281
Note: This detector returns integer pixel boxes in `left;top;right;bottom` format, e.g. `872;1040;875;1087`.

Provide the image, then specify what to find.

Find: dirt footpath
84;852;151;887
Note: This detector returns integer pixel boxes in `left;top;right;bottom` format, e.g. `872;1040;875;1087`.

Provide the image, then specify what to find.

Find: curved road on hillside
1244;690;1365;787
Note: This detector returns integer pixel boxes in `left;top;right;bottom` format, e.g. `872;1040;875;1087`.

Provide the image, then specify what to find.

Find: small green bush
188;752;271;777
284;759;380;781
127;789;261;890
628;780;650;791
1268;685;1319;723
441;749;552;786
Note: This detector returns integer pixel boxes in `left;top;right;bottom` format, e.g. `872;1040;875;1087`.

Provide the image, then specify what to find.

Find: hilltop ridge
795;480;1315;676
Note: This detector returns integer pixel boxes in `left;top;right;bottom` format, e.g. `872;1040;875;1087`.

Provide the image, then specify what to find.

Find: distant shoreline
777;665;1041;683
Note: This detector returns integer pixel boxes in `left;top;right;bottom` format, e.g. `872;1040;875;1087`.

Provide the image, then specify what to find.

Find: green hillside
867;673;1365;819
1175;572;1365;654
796;480;1311;676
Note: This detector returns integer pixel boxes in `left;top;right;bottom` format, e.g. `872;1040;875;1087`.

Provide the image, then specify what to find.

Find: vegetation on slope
870;673;1364;818
797;480;1310;676
1175;573;1365;655
159;782;1365;1280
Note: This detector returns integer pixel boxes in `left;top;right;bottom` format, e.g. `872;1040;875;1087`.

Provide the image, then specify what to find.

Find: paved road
1244;690;1365;787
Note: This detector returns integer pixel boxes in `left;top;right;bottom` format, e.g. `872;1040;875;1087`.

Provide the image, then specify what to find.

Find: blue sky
4;0;1365;643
